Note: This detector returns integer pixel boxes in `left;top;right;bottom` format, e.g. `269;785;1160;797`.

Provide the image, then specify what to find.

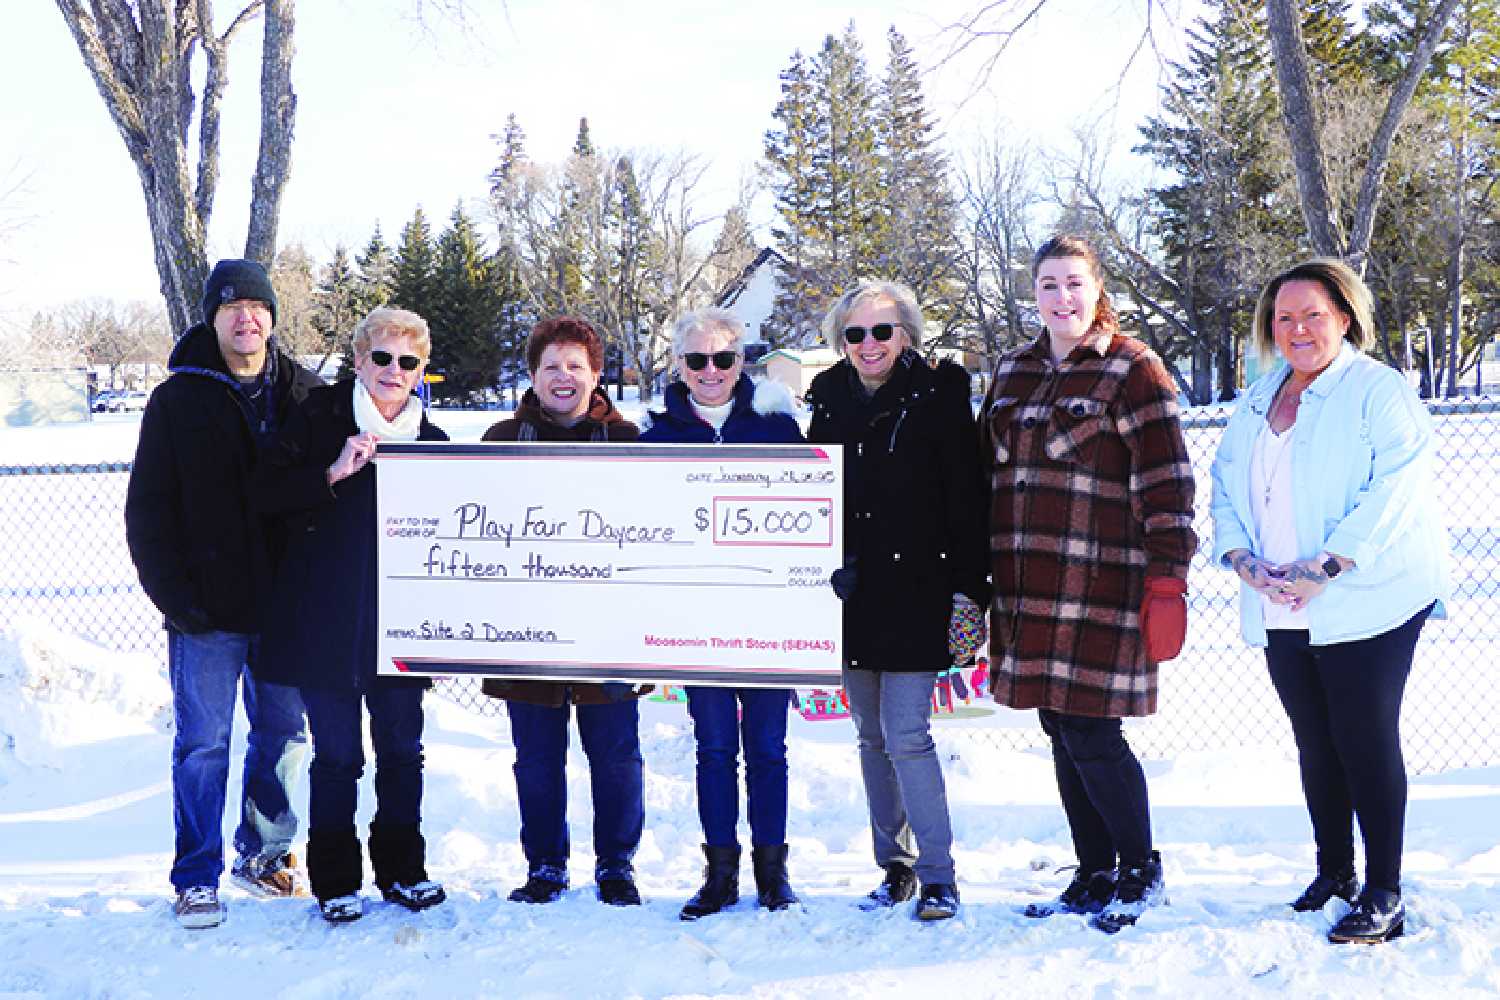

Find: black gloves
829;561;858;602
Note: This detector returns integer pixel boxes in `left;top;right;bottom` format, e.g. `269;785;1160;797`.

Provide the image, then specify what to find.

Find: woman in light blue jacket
1210;258;1448;946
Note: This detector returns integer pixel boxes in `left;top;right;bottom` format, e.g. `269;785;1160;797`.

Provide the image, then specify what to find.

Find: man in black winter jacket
125;259;321;928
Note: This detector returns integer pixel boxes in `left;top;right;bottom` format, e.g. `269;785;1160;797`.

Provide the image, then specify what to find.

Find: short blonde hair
672;308;745;356
821;280;925;352
1252;258;1376;362
352;306;432;360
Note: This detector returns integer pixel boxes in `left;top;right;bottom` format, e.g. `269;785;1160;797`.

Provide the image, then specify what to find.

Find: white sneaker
174;886;226;929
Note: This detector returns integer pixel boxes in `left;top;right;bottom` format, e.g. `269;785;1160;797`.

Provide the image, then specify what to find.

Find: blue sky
1;0;1190;326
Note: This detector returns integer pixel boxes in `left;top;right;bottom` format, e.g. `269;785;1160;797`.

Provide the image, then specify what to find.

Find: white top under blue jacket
1210;342;1450;647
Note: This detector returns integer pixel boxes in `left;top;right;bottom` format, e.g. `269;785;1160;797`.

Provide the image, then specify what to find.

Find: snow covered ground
3;406;1500;998
2;616;1499;999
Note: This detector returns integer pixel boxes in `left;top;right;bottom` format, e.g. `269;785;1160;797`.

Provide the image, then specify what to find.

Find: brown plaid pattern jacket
980;332;1196;717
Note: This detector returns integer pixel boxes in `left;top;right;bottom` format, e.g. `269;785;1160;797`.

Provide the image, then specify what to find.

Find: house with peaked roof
713;247;786;363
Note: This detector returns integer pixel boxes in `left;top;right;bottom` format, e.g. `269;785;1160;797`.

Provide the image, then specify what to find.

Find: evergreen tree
491;247;534;406
429;202;505;403
1366;0;1500;392
572;116;596;158
552;118;597;312
489;112;529;258
764;49;825;345
878;27;962;326
391;207;438;318
763;25;958;346
356;225;396;312
813;24;883;292
1136;0;1293;399
1302;0;1377;83
610;155;650;389
312;244;362;375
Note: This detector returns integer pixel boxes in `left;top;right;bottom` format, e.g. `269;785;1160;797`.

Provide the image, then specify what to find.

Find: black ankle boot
751;844;799;911
369;822;446;911
1291;869;1359;912
306;827;363;903
859;862;917;911
1328;888;1405;944
679;845;740;921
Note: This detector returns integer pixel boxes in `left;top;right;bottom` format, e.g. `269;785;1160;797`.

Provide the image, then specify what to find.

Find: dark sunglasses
683;350;740;371
843;323;901;345
370;349;422;371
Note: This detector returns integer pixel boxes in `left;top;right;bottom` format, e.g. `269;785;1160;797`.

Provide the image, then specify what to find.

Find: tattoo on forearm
1278;562;1328;584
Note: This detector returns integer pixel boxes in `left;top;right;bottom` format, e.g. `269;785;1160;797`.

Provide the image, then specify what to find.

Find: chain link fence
4;399;1497;773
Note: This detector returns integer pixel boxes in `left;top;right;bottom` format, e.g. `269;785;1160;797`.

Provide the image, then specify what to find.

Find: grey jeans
842;667;955;885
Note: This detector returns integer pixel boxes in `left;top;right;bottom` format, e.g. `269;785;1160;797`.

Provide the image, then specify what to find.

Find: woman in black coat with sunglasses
804;280;990;922
257;307;448;923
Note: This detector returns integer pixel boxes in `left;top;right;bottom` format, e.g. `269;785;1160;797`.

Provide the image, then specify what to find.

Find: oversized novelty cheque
375;442;844;687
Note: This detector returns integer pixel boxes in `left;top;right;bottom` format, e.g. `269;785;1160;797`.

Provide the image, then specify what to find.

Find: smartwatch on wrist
1320;553;1342;579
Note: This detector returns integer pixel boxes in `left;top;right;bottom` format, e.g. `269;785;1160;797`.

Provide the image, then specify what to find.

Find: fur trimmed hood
638;374;804;445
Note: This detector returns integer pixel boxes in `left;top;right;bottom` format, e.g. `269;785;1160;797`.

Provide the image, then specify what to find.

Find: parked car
94;390;147;413
111;391;148;412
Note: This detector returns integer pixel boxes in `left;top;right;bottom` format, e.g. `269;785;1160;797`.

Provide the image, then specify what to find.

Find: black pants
1264;604;1432;894
1038;710;1152;874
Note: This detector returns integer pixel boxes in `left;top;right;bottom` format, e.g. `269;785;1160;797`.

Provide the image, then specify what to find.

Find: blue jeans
507;699;644;880
686;687;791;847
168;628;308;891
842;668;955;885
300;683;426;834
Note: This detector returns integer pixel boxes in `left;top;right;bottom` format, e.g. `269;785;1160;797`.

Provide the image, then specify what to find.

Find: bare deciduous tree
53;1;470;335
0;158;32;271
1265;0;1462;267
955;129;1041;365
24;299;172;384
493;146;732;400
267;243;328;359
940;0;1463;270
53;1;297;334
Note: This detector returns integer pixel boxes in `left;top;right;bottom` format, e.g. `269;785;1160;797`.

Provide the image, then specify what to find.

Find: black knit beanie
201;259;279;329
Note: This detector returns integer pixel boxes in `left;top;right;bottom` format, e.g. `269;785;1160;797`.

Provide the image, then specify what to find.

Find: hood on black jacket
167;321;301;394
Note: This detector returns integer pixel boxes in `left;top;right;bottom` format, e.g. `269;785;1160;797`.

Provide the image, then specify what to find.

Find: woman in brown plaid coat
980;235;1196;931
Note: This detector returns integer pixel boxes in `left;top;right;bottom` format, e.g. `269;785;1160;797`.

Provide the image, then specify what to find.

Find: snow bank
0;640;1497;998
0;619;169;776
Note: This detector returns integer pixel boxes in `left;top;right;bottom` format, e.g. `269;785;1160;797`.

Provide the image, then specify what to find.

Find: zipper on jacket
887;409;908;453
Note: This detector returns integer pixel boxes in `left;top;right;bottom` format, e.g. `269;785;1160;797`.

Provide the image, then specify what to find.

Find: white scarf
352;379;424;441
